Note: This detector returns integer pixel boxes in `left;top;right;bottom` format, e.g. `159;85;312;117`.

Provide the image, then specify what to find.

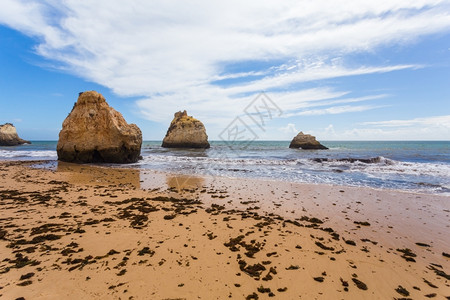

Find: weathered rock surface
57;91;142;163
0;123;30;146
162;110;210;148
289;132;328;150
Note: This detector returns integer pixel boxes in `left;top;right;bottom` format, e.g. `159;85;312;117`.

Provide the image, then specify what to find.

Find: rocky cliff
57;91;142;163
289;132;328;150
0;123;30;146
162;110;210;148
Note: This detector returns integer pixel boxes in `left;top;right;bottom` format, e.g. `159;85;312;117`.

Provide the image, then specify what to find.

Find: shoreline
0;160;449;299
4;158;449;197
2;140;450;196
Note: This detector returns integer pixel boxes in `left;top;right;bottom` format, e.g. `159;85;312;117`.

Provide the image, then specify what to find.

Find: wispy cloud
362;115;450;127
315;115;450;140
222;64;419;96
338;126;450;140
281;94;389;117
296;105;386;116
1;0;450;137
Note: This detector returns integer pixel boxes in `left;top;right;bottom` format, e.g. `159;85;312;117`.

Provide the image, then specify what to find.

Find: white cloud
324;124;336;136
1;0;450;138
279;123;298;134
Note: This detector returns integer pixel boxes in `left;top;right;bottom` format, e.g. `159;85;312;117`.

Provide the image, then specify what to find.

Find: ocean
1;140;449;195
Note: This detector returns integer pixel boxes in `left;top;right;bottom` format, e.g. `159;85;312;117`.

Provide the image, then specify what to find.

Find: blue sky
1;1;449;141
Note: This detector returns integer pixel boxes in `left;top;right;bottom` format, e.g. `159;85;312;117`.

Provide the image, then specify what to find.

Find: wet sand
0;160;449;299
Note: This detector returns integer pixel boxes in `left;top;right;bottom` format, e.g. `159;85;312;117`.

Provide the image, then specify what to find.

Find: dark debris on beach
0;161;448;299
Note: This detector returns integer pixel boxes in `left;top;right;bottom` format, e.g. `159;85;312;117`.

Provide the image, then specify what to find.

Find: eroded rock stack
162;110;210;148
57;91;142;163
0;123;30;146
289;132;328;150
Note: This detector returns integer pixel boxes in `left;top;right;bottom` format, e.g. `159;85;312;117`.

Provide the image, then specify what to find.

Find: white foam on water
0;149;57;159
310;156;450;177
138;154;450;178
4;147;447;194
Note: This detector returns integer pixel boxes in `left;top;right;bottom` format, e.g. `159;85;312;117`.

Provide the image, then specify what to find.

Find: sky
0;0;450;141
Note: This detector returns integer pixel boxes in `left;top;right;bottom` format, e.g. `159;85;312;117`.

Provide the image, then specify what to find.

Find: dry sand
0;160;449;299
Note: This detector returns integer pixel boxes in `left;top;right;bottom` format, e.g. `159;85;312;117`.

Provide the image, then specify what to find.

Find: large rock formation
57;91;142;163
289;132;328;150
162;110;210;148
0;123;30;146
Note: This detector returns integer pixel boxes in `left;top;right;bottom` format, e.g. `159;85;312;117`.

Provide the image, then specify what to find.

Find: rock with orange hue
0;123;30;146
57;91;142;163
162;110;210;148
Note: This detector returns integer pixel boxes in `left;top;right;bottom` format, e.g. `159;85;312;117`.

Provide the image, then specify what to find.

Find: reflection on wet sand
56;161;141;188
138;170;205;192
166;174;204;190
54;162;205;192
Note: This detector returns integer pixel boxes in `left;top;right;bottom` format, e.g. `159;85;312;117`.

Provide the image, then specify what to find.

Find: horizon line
18;140;450;142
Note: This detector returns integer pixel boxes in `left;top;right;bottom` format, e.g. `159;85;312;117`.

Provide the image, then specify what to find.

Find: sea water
1;141;449;195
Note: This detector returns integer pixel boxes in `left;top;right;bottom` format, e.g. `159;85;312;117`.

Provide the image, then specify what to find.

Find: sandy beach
0;160;449;299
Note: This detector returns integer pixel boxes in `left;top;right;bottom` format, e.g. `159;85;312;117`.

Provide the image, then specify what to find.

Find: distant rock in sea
0;123;30;146
57;91;142;163
162;110;210;149
289;132;328;150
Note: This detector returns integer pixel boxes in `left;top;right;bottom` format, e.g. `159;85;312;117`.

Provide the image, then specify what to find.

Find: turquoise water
1;140;449;194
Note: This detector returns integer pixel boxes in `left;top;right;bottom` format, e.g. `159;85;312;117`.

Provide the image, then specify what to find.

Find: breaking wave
137;154;450;179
